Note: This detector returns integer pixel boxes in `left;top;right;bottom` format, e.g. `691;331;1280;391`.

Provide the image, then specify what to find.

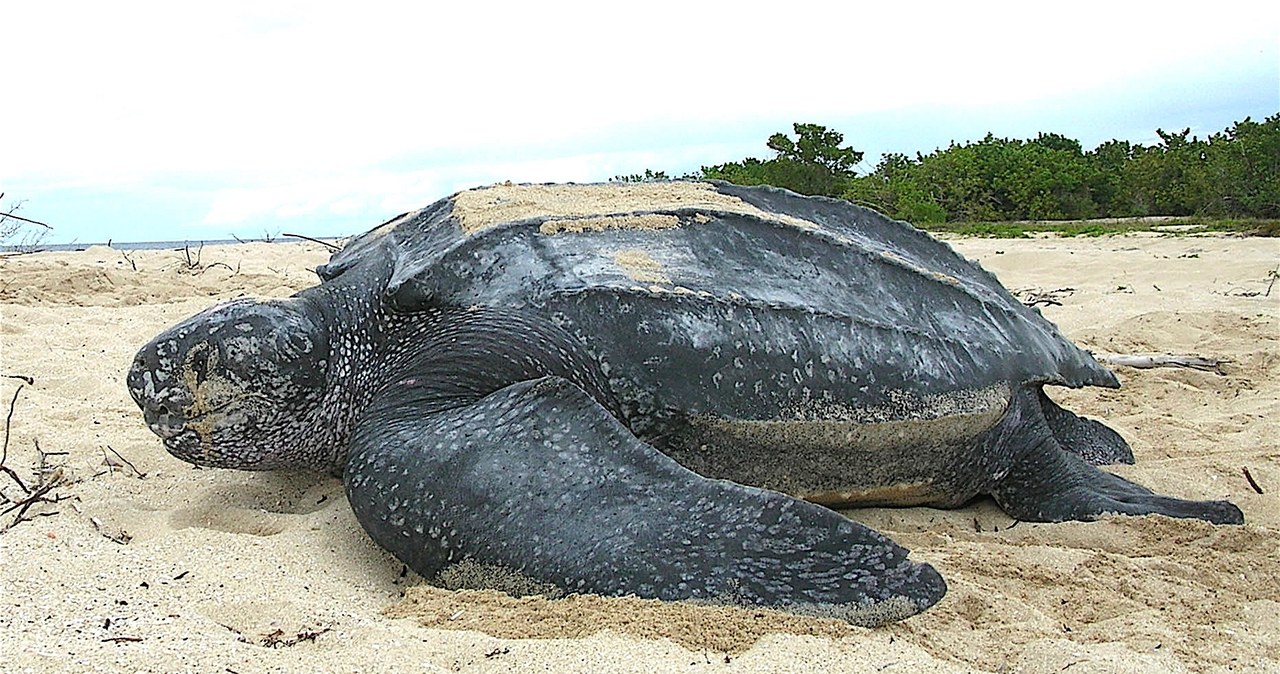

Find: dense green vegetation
619;115;1280;234
919;216;1280;238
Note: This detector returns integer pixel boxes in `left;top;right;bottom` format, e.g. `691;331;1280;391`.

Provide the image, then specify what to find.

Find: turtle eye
284;333;314;356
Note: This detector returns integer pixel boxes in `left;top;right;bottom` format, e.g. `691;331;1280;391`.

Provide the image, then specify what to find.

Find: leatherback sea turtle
127;181;1243;626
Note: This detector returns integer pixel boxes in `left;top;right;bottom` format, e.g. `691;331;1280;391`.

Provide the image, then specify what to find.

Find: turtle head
128;297;332;471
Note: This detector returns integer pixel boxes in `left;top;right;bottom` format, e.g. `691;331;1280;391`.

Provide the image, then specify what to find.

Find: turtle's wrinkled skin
128;181;1243;626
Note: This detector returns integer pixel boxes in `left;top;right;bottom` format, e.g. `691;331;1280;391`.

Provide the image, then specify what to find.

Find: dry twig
1;193;52;252
0;208;54;229
1;460;69;530
231;626;333;648
101;445;146;478
2;386;20;460
282;232;342;252
1;387;72;530
1242;467;1264;495
176;242;238;275
1;385;27;494
180;242;204;270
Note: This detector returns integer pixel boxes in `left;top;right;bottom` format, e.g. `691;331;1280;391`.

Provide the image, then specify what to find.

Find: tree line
619;115;1280;223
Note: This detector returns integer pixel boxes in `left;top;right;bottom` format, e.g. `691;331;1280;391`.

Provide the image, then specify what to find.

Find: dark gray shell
319;181;1116;425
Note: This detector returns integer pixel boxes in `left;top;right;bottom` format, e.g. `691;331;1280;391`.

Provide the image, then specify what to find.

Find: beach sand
1;233;1276;673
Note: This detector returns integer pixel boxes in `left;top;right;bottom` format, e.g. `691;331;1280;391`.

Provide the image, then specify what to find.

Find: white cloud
3;1;1275;240
199;138;750;228
6;4;1271;169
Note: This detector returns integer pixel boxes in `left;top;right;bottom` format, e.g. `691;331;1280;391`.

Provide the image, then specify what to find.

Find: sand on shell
0;233;1276;673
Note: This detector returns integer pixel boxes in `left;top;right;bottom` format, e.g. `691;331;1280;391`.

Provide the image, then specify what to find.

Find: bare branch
2;385;21;467
282;232;342;252
0;210;53;230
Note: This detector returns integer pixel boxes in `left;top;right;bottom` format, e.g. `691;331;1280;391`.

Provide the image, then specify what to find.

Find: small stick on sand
1;385;26;491
203;261;237;274
1242;467;1264;495
251;627;332;647
1095;353;1229;375
102;445;146;478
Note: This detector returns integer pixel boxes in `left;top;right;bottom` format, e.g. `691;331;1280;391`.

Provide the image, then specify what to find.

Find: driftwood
283;232;343;252
1014;287;1075;307
1096;353;1228;375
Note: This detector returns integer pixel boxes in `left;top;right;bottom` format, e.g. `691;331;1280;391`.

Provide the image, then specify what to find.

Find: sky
3;1;1277;245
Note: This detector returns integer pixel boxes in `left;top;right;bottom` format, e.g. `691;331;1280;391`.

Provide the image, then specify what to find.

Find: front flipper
345;376;945;626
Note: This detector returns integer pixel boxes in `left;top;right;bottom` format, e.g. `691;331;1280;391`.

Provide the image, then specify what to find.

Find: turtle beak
128;347;193;441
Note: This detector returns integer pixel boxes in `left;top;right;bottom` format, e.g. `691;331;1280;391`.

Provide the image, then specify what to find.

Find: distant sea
2;237;342;253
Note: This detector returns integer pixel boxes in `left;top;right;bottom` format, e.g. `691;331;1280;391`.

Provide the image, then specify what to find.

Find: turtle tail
1037;388;1135;465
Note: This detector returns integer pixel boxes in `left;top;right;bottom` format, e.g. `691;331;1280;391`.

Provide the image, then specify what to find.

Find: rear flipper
991;388;1243;525
1038;389;1134;465
345;376;945;626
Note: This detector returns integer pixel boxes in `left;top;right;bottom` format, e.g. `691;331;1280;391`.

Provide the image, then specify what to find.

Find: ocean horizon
1;235;346;254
